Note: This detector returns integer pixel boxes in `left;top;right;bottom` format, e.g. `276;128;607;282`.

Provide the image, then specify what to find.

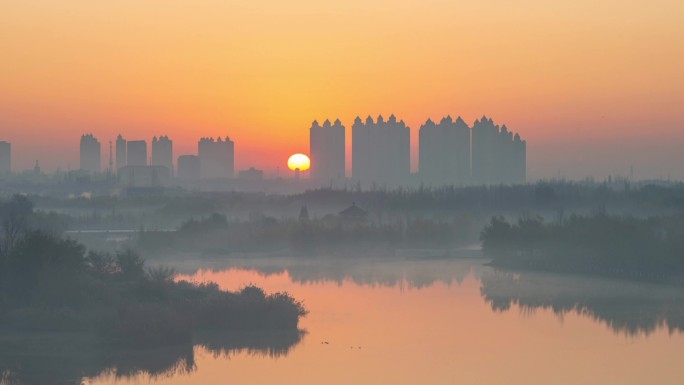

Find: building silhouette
352;114;410;186
238;167;264;180
310;119;345;183
0;141;10;174
115;134;127;171
198;136;234;179
419;116;470;186
471;115;526;185
177;155;200;180
151;135;173;175
118;165;170;187
79;134;101;173
513;132;527;183
126;140;147;166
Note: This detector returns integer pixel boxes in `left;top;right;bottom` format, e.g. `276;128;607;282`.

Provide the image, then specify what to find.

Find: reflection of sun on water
287;153;310;171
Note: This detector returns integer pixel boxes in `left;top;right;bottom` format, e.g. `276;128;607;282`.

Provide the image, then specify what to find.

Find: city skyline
2;3;684;383
3;109;682;181
31;115;527;184
1;1;683;180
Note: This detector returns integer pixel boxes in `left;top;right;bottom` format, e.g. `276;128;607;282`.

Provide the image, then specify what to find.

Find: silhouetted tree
0;195;34;257
115;249;145;280
4;231;86;300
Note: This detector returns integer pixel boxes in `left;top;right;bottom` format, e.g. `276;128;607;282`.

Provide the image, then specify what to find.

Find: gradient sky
1;1;683;179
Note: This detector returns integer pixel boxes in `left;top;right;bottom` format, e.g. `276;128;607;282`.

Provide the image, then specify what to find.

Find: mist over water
2;0;684;383
77;256;684;385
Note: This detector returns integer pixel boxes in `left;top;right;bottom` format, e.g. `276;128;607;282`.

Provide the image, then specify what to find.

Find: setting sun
287;154;310;171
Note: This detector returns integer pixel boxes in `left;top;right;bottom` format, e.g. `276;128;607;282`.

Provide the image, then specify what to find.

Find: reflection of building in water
198;136;234;179
118;165;170;187
352;115;410;187
151;135;174;175
471;116;526;185
79;133;101;173
116;134;127;171
126;140;147;166
177;155;200;180
0;141;11;174
419;116;470;186
310;119;345;184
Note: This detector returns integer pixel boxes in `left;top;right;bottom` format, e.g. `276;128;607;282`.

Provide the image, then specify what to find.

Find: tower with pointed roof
152;135;174;175
310;118;345;183
352;114;410;187
419;115;470;186
472;116;526;184
80;133;101;174
198;136;234;179
116;134;127;171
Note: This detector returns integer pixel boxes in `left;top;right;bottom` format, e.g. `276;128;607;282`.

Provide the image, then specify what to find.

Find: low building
177;155;200;180
338;202;368;220
238;167;264;180
118;165;170;187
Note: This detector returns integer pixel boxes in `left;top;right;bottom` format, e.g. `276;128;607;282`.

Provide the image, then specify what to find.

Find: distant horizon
1;113;682;182
2;1;683;180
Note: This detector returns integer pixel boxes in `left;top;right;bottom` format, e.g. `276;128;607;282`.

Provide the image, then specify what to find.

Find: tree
116;249;145;279
0;195;34;257
5;231;86;299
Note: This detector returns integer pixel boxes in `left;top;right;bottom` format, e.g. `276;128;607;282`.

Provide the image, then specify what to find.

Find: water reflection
5;258;684;385
0;330;303;385
175;255;481;289
480;269;684;336
183;255;684;337
196;330;305;359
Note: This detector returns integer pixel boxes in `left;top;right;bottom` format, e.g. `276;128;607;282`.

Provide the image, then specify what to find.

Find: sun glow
287;154;310;171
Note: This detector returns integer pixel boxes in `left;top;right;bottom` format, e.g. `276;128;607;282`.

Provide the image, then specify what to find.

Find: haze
1;0;683;179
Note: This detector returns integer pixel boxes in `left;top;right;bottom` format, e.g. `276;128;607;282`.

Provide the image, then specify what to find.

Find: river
8;256;684;385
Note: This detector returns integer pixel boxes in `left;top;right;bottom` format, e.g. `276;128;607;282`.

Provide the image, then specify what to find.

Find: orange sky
1;0;683;179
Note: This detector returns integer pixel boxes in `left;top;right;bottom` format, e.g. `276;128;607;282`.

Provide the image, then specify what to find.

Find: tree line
480;212;684;281
0;195;307;350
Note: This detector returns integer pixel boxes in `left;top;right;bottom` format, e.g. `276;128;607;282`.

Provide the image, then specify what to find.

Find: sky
1;0;683;180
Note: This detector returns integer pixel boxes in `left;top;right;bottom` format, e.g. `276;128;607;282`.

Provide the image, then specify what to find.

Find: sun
287;153;310;171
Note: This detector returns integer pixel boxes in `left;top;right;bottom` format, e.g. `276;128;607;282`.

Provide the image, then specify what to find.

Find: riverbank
480;213;684;284
0;231;307;350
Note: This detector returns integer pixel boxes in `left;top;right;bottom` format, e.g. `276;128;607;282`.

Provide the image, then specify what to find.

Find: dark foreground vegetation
0;195;306;355
480;212;684;282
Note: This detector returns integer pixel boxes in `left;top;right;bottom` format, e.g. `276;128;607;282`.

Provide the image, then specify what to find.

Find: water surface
23;257;684;384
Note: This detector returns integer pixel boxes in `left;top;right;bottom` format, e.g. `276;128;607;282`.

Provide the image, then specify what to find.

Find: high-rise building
310;118;345;183
471;116;526;185
0;141;10;174
513;133;527;183
198;136;234;179
151;135;173;174
79;134;101;173
419;116;470;186
127;140;147;166
177;155;200;180
116;134;127;171
352;114;410;186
